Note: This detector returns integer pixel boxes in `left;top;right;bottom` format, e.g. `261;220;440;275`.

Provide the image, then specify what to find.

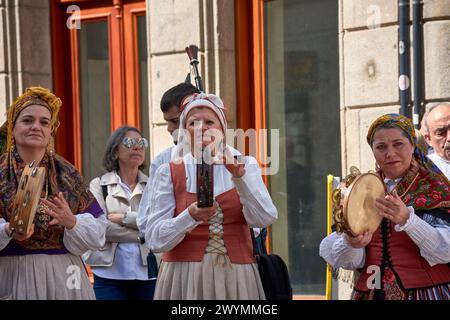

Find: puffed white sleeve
137;183;151;235
145;164;201;253
0;219;12;251
137;158;162;235
395;208;450;266
231;156;278;228
319;232;365;270
63;213;107;256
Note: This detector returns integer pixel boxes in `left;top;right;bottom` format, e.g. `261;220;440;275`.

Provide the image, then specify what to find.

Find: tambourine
9;161;46;234
332;166;385;237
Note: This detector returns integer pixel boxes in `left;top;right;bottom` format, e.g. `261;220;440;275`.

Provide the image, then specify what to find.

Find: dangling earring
47;136;55;156
11;136;15;152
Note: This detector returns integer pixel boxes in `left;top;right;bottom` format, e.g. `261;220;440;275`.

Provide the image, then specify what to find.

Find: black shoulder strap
101;184;108;202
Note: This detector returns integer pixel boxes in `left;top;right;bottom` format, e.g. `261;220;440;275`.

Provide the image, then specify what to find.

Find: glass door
264;0;341;296
236;0;341;297
75;18;112;181
123;3;149;161
53;1;147;181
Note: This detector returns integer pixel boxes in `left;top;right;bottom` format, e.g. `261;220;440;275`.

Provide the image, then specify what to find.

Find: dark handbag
147;251;159;279
250;228;293;300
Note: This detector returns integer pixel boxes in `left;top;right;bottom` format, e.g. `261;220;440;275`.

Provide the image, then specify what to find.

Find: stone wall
145;0;236;159
0;0;52;123
0;0;237;162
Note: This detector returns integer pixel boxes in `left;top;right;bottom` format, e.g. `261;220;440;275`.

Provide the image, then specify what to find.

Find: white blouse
137;146;175;235
428;153;450;181
0;213;107;255
144;153;278;253
320;209;450;270
320;177;450;269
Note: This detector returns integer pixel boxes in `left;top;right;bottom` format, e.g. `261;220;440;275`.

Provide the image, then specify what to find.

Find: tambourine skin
334;172;385;237
10;164;46;234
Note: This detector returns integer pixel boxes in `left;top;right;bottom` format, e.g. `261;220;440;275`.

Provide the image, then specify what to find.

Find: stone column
423;1;450;101
0;0;52;123
145;0;236;159
341;0;400;178
338;0;401;300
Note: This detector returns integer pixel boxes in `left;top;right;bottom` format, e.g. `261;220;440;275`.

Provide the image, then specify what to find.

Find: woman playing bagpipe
145;92;278;299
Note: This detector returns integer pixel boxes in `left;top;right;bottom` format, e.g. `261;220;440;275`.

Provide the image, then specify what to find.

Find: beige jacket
83;171;149;267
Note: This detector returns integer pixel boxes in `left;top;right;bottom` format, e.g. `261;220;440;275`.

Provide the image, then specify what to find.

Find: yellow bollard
325;174;334;300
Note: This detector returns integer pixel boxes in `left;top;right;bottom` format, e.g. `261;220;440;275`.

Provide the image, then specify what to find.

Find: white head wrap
172;93;227;162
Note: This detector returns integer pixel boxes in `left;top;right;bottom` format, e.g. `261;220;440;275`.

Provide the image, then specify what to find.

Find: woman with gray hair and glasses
83;125;155;300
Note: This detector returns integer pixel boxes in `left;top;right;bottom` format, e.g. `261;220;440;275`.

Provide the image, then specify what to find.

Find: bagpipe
185;45;214;207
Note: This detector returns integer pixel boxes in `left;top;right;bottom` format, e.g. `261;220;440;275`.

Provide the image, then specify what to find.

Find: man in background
423;102;450;180
137;83;200;233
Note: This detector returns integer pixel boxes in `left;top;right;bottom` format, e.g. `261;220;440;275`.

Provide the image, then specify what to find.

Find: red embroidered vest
356;220;450;291
162;162;255;264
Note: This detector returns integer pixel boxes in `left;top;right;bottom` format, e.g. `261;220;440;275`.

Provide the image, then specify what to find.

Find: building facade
0;0;449;299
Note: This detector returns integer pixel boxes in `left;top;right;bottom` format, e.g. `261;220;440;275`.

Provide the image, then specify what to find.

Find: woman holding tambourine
320;114;450;300
0;87;106;300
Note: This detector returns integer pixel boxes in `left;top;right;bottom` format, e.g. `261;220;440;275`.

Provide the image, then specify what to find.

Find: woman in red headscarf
320;113;450;300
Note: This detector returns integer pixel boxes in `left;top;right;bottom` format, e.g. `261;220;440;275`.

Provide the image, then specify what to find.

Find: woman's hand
345;231;373;248
188;202;218;223
375;190;410;226
217;148;246;178
108;212;125;225
41;192;77;230
6;223;35;241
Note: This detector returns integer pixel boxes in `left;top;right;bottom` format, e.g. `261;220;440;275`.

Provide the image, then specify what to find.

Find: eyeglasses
122;137;149;149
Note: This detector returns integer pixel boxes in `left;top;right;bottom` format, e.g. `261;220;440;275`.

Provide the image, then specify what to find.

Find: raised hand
217;147;246;178
375;190;410;226
41;192;77;230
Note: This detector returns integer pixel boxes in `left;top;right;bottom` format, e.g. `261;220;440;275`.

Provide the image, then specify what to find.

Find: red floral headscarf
367;113;450;211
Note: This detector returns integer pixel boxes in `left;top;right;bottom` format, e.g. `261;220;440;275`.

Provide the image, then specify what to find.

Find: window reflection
79;20;111;181
137;15;149;158
264;0;340;295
